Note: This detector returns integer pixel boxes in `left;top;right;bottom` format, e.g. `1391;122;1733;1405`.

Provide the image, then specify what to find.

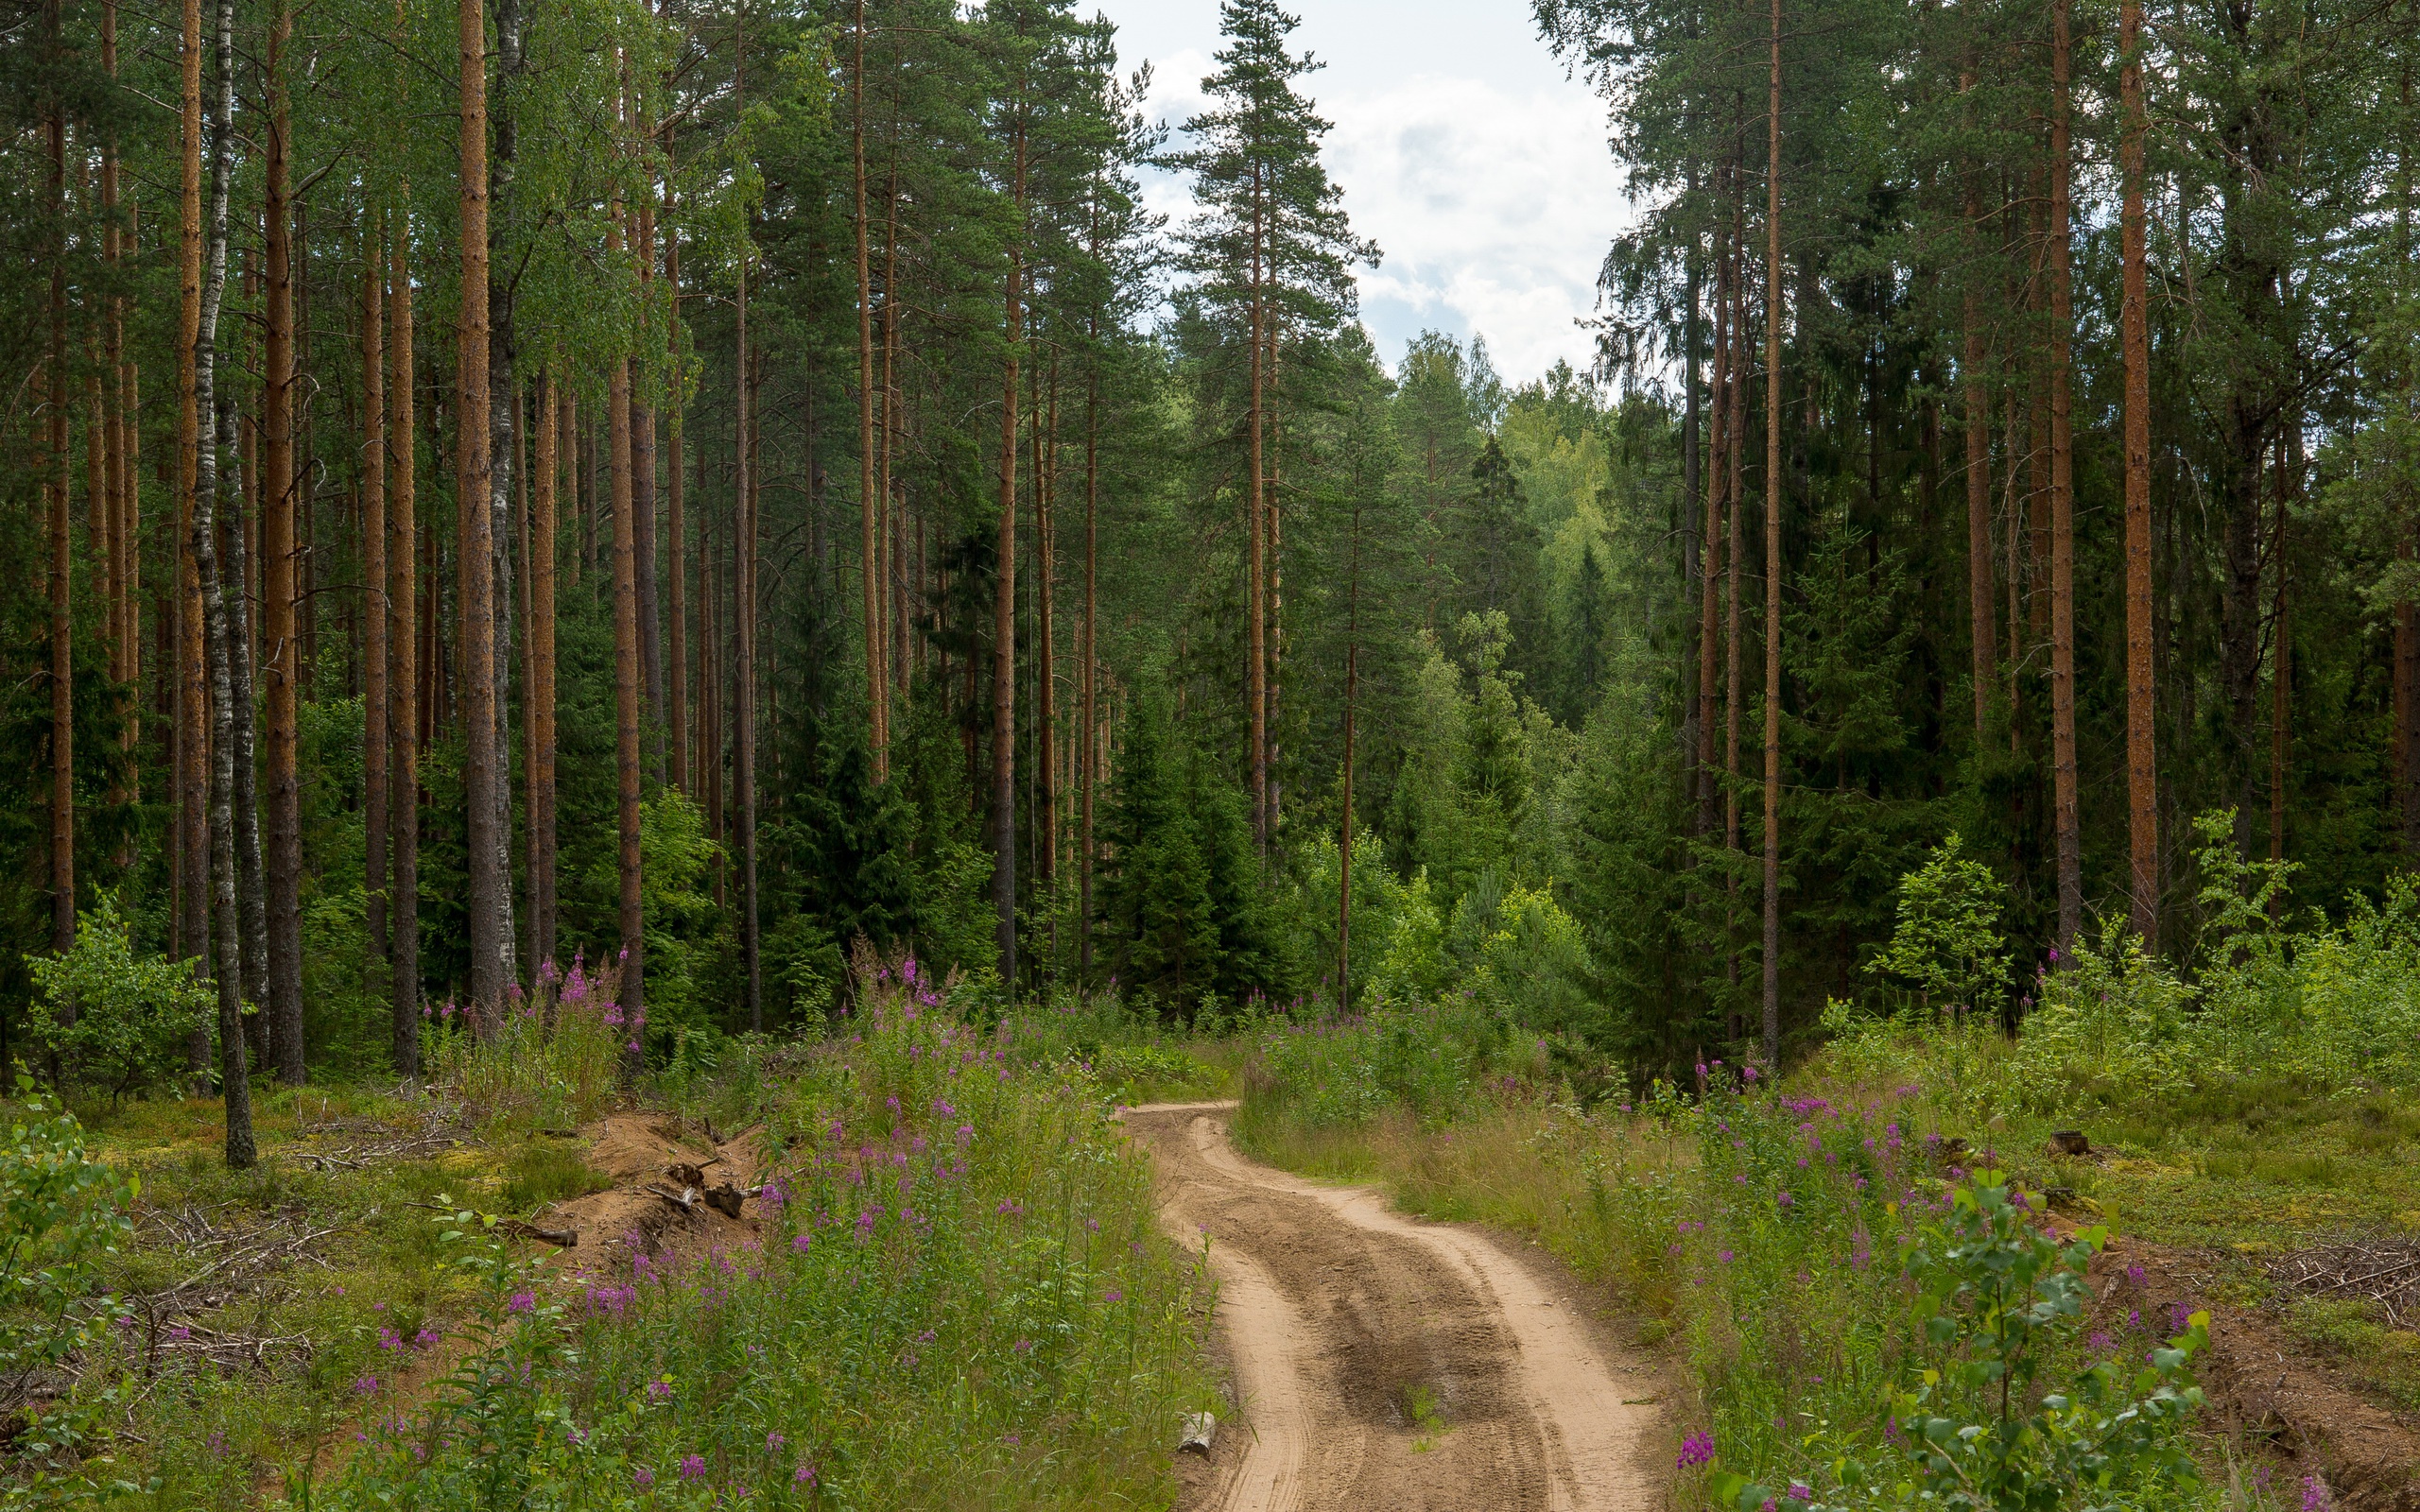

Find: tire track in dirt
1125;1102;1667;1512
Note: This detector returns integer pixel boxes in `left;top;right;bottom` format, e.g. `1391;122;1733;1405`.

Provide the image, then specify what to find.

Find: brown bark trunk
1081;363;1098;981
364;221;389;968
2270;443;2290;885
2119;0;2158;943
635;190;664;788
1247;169;1269;853
458;0;505;1024
389;216;420;1074
1762;0;1784;1069
1699;202;1727;839
2048;0;2083;957
611;195;647;1051
1037;352;1057;889
532;373;558;970
994;119;1027;991
853;0;887;777
264;2;304;1079
740;345;763;1027
1962;73;1996;744
46;0;74;956
666;218;688;797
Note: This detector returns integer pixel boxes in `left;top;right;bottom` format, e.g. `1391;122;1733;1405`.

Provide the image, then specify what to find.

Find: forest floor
1122;1101;1669;1512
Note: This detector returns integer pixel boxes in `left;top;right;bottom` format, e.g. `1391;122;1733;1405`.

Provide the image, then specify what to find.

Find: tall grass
314;967;1220;1510
425;956;626;1133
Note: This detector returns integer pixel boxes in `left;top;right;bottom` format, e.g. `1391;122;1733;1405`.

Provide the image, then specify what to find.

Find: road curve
1124;1102;1668;1512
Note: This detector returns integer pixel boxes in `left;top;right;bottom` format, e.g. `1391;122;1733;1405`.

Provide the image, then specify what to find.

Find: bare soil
548;1112;771;1280
1124;1102;1668;1512
2092;1237;2420;1512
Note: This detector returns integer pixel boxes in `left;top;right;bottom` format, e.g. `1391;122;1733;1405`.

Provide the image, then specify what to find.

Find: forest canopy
4;0;2418;1156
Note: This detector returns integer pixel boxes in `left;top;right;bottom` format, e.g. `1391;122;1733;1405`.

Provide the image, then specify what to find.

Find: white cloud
1125;52;1629;385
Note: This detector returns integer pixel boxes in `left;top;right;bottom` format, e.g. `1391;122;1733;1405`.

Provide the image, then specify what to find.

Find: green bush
26;902;215;1100
2;1074;139;1490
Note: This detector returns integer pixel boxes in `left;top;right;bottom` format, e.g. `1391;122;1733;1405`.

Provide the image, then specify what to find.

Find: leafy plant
1865;834;2009;1022
26;901;216;1099
1708;1171;2206;1512
3;1073;139;1476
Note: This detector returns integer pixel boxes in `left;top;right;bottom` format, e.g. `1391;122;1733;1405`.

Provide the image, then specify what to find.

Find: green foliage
1;1074;137;1484
1708;1172;2206;1512
1865;835;2010;1021
314;978;1219;1510
26;902;215;1100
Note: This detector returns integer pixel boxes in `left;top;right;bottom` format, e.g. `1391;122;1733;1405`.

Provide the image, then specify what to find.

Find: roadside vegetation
1234;816;2420;1509
4;960;1221;1511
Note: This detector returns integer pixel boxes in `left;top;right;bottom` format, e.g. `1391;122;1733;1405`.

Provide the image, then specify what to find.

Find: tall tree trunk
2119;0;2158;943
993;120;1027;991
853;0;888;778
389;214;420;1075
666;218;688;798
2270;439;2290;887
1724;193;1744;1004
1962;69;1996;744
635;194;664;790
1761;0;1784;1069
2048;0;2083;957
224;377;268;1039
263;0;305;1080
740;345;763;1027
195;0;255;1165
178;0;209;1082
488;0;524;992
364;222;389;969
1037;352;1057;891
458;0;506;1026
611;192;648;1053
1247;170;1269;853
46;0;74;958
1080;362;1098;982
532;372;558;970
1700;203;1727;840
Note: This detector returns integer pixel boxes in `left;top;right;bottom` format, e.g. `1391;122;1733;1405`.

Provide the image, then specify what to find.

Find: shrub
2;1074;139;1485
25;901;215;1100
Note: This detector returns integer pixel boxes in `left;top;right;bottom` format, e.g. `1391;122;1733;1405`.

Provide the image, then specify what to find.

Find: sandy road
1124;1102;1667;1512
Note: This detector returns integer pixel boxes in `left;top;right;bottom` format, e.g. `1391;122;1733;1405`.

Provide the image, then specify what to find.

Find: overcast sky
1084;0;1630;386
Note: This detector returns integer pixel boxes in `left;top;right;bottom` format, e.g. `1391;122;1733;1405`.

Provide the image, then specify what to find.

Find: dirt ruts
1124;1102;1668;1512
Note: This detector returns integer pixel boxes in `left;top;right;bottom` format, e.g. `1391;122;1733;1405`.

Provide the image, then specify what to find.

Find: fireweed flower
507;1291;535;1314
647;1380;674;1403
679;1454;707;1481
1676;1430;1716;1469
632;1468;654;1488
353;1375;378;1396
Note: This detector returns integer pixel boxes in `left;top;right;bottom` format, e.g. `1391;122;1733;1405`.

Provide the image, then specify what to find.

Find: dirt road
1125;1102;1668;1512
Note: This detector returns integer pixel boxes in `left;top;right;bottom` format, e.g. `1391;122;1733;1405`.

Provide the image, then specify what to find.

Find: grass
8;974;1226;1510
1224;1000;2420;1509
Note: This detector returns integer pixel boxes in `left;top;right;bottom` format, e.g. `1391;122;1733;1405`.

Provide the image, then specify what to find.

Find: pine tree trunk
388;215;420;1075
178;0;209;1079
993;121;1027;992
46;0;74;958
2119;0;2158;943
1962;68;1996;745
364;222;389;968
635;188;664;789
853;0;888;779
263;1;305;1080
1761;0;1785;1070
610;183;647;1052
458;0;506;1026
195;0;255;1165
741;346;763;1026
1699;200;1726;840
1080;363;1098;982
532;374;558;971
1247;171;1268;854
1725;190;1744;1002
666;217;688;798
2048;0;2083;958
1037;352;1057;892
2270;442;2290;887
